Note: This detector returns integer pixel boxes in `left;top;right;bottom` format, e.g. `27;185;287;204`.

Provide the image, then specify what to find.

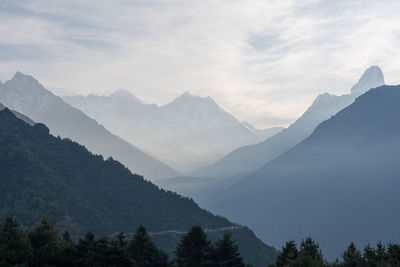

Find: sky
1;0;400;128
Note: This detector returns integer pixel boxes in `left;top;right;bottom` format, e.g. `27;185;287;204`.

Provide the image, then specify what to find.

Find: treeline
0;216;248;267
270;237;400;267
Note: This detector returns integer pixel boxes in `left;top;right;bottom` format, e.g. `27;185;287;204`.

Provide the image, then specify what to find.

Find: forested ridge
0;216;248;267
2;216;399;267
0;108;228;233
0;108;276;266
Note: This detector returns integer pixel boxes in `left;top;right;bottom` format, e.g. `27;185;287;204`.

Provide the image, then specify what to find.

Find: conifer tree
128;225;169;267
387;243;400;266
74;231;101;266
0;216;32;266
107;232;130;267
341;242;363;267
363;244;376;267
28;218;63;267
287;237;325;267
273;241;298;267
175;225;211;267
58;231;76;267
210;233;245;267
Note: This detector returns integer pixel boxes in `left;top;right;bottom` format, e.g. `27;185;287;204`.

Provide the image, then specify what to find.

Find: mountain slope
0;102;35;125
63;91;260;172
204;85;400;259
192;66;385;178
155;174;245;203
0;109;277;266
0;72;179;180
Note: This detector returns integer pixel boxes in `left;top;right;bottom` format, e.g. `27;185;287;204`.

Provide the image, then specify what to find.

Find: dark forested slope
0;109;276;266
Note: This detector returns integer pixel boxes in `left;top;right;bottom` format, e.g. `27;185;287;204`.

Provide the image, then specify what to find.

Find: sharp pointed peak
351;65;385;96
178;91;195;98
12;71;29;79
10;71;40;85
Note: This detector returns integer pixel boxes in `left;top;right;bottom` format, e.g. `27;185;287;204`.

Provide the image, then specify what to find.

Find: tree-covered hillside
0;108;276;266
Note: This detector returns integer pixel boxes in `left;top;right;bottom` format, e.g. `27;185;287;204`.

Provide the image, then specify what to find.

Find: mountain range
203;84;400;259
0;108;277;266
63;90;278;172
192;66;385;178
0;72;179;180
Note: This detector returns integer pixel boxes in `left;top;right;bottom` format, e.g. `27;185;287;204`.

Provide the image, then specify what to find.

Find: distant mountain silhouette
0;72;179;180
63;90;260;172
0;102;35;125
204;85;400;259
241;121;284;140
0;108;277;266
192;66;385;178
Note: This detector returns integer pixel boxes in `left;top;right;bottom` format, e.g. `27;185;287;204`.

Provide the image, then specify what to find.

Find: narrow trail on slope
109;225;244;238
149;225;244;236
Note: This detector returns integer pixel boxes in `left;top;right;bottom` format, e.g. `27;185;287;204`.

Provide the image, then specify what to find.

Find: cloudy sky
1;0;400;127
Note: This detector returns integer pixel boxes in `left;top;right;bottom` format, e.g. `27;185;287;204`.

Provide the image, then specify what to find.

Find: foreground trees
270;238;400;267
2;215;400;267
175;226;245;267
0;217;246;267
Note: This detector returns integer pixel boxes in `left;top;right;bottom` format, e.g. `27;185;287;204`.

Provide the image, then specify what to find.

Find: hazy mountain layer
241;121;284;140
0;109;277;266
155;174;245;203
192;66;385;178
63;91;262;172
204;85;400;259
0;72;179;180
0;102;35;125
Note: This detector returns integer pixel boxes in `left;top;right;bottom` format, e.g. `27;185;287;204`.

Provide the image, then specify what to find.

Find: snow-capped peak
350;65;385;96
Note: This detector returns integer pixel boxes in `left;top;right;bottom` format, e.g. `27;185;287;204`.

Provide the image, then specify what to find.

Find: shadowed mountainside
204;85;400;259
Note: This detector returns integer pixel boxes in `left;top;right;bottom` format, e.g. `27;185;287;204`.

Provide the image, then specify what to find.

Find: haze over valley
1;1;400;266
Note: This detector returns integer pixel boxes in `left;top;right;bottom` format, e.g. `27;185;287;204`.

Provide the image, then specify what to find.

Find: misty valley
1;65;399;266
1;1;400;266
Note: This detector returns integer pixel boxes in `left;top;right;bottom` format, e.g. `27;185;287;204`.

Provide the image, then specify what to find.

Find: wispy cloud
1;0;400;127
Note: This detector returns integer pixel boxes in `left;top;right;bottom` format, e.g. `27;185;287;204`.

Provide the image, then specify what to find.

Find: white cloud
1;0;400;127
